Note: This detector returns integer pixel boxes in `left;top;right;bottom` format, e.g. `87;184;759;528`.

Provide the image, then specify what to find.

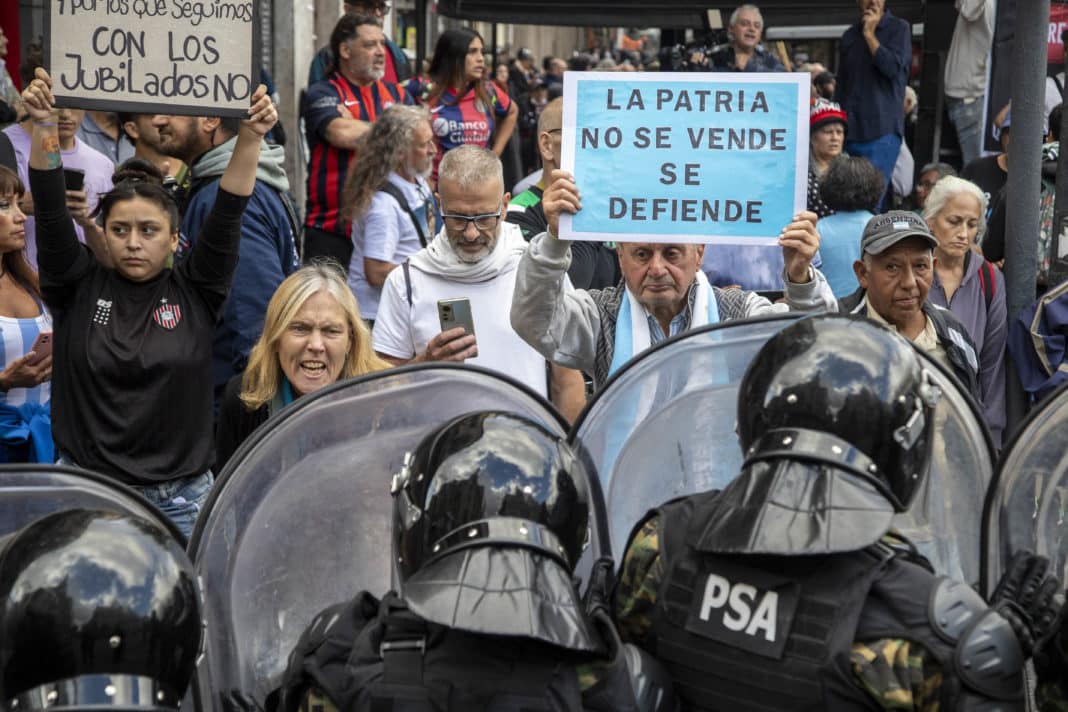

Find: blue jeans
134;471;214;541
56;452;213;540
947;96;984;167
846;133;903;212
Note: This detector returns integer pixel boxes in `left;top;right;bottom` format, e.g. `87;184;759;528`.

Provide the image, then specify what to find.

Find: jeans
56;452;213;540
947;96;984;167
846;133;903;212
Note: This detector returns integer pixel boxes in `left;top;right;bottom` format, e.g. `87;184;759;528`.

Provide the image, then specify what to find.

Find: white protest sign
47;0;258;116
560;71;809;244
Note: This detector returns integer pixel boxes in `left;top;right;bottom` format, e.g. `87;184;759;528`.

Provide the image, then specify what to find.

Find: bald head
537;97;564;171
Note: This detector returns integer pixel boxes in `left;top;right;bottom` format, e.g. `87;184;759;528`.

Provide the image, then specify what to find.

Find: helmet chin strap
893;369;941;450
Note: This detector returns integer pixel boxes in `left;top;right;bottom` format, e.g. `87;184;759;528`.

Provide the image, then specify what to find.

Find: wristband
33;121;57;127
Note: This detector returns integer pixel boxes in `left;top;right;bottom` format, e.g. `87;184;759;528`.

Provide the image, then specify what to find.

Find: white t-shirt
372;262;548;397
348;172;434;320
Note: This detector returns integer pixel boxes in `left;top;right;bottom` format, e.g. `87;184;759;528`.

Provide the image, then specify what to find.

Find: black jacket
838;288;982;400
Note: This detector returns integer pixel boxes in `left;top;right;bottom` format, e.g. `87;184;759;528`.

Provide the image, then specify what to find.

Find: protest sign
46;0;259;116
560;71;809;245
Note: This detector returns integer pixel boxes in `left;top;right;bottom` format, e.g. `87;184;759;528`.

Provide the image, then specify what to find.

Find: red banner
1050;2;1068;65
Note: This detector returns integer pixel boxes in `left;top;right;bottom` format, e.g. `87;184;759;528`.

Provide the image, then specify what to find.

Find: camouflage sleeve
851;639;943;711
298;688;339;712
613;515;665;646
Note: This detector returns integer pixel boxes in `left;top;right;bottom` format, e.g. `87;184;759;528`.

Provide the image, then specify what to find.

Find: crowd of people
1;0;1068;708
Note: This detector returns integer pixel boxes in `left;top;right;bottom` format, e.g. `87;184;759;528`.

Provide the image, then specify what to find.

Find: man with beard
372;145;587;421
343;104;436;324
117;113;187;187
302;14;412;266
151;107;300;407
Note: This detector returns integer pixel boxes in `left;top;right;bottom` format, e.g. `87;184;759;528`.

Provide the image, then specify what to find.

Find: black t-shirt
31;167;248;484
961;155;1007;213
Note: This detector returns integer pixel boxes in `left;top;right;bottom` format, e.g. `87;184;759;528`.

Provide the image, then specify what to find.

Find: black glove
989;550;1065;657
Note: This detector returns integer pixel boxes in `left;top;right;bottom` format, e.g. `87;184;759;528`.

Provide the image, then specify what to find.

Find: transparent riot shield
983;383;1068;598
189;364;591;710
571;314;995;585
0;463;183;541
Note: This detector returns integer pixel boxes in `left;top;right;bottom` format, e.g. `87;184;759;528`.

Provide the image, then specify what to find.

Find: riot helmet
736;314;940;512
0;509;202;710
391;411;599;651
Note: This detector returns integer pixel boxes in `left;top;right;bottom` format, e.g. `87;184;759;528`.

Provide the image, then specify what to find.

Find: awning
435;0;926;29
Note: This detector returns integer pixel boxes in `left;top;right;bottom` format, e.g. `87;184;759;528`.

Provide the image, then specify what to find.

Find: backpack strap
379;181;430;248
402;259;413;308
977;259;996;311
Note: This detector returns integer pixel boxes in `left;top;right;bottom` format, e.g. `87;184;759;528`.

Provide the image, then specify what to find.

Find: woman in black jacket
21;68;277;537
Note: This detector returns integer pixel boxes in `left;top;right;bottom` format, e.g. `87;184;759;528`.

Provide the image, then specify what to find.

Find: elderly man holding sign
511;72;835;388
511;170;833;387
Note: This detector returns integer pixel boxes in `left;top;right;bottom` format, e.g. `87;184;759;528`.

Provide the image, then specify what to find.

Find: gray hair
922;176;989;241
438;144;504;191
729;4;763;27
918;162;958;181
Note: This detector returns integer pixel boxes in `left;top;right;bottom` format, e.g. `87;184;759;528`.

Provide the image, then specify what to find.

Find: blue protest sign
560;72;809;244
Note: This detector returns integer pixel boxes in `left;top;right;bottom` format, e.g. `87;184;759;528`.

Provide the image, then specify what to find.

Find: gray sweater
510;232;837;388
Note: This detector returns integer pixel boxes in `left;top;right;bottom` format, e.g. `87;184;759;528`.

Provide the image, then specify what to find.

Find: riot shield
189;364;596;710
571;314;995;584
0;463;183;541
983;383;1068;598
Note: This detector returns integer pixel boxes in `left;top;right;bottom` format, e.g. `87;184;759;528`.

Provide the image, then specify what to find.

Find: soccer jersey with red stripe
303;73;412;236
427;81;511;180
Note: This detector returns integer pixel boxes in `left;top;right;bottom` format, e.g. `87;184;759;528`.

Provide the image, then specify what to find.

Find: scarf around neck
408;221;527;283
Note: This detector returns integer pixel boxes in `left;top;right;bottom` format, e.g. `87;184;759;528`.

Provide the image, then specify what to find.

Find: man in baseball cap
838;210;980;398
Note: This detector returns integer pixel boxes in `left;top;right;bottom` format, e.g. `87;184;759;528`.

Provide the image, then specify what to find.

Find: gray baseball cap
860;211;939;255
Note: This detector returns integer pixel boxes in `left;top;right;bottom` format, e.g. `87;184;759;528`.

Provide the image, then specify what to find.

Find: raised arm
182;86;277;295
21;68;91;287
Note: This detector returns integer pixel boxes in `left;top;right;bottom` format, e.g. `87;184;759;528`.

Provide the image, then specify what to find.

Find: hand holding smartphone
63;168;85;192
437;298;475;339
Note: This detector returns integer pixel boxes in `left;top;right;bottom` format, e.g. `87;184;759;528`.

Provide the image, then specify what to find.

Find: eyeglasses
441;200;502;232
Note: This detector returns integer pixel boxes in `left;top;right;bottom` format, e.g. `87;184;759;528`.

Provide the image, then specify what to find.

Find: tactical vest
649;492;956;711
279;592;594;712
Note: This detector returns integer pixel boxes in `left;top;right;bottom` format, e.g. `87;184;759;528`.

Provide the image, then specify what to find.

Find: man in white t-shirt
373;145;585;420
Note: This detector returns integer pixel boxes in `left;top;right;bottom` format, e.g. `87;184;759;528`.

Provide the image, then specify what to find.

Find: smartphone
437;298;475;339
63;168;85;192
28;332;52;364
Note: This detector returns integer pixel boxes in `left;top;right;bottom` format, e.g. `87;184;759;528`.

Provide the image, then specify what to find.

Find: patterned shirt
615;515;945;711
303;73;412;236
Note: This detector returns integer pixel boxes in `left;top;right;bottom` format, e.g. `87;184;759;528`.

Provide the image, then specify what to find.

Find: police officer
277;411;676;711
614;315;1062;710
0;509;202;710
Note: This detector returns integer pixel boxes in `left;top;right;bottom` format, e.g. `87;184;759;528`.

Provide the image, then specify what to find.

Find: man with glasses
508;98;620;290
307;0;412;85
372;145;587;420
709;4;785;72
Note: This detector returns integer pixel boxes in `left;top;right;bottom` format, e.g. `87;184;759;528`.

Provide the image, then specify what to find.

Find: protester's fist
241;84;277;138
779;210;820;284
542;169;582;239
419;327;477;363
21;68;57;124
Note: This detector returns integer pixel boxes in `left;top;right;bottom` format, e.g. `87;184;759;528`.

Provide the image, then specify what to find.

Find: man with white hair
710;4;785;72
372;145;586;419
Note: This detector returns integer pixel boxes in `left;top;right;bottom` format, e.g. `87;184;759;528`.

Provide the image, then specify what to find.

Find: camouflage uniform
614;515;945;711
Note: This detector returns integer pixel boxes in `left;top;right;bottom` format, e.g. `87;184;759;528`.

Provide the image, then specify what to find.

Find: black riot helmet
393;411;590;580
736;315;941;512
0;509;202;710
391;411;599;651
